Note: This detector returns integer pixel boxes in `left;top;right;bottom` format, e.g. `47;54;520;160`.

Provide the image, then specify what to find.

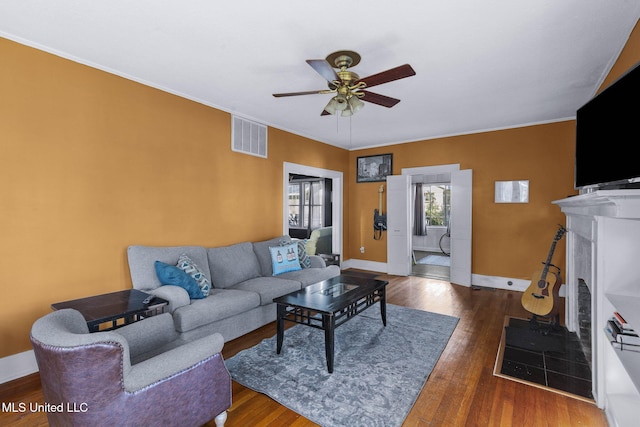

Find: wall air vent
231;116;267;158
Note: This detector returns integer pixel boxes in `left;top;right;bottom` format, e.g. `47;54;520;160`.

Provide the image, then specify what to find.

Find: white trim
342;259;387;274
402;164;460;176
471;274;529;292
283;162;343;256
0;350;38;385
471;274;566;296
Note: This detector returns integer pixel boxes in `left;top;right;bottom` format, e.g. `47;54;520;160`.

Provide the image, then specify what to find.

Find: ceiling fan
273;50;416;117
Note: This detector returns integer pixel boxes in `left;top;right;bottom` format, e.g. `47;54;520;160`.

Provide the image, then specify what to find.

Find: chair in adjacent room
30;308;231;427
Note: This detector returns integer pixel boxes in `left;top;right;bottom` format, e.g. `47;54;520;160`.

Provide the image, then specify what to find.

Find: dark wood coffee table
273;274;388;373
51;289;168;332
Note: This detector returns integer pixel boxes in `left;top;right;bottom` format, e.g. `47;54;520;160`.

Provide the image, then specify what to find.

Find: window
423;184;450;226
288;180;324;229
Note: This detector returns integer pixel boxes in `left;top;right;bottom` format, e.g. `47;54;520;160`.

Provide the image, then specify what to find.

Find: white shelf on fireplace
605;293;640;392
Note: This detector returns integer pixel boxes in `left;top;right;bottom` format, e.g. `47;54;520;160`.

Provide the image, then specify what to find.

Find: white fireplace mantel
554;189;640;427
553;190;640;218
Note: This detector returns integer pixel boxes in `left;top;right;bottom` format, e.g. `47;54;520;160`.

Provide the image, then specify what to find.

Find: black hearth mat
494;317;593;401
504;325;565;353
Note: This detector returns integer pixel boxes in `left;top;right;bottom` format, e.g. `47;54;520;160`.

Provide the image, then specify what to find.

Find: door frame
399;164;472;286
283;162;343;256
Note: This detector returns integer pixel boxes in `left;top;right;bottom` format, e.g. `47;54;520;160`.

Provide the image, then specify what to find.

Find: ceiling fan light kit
273;50;416;118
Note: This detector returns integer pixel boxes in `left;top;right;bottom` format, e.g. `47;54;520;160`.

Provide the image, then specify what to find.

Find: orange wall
1;20;638;359
348;122;577;278
0;38;348;357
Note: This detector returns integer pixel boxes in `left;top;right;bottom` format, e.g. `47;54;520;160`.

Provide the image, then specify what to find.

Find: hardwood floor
1;274;607;426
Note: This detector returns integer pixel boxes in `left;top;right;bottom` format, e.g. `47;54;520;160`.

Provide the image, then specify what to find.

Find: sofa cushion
128;246;210;291
270;243;302;275
154;261;205;299
177;254;211;297
253;236;291;276
172;288;261;332
207;242;261;289
230;276;302;305
277;264;341;287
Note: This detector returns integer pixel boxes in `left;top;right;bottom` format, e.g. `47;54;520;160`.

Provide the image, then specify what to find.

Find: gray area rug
225;304;458;427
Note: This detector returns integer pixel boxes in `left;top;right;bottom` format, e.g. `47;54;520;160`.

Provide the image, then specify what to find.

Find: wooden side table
51;289;168;332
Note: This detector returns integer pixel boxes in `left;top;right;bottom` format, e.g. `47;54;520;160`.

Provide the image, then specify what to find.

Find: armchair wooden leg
214;411;227;427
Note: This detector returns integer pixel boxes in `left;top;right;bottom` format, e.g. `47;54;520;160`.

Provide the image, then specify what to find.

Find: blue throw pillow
270;243;302;275
154;261;205;299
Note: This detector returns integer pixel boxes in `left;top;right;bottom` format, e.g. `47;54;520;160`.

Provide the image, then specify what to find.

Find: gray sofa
127;235;340;343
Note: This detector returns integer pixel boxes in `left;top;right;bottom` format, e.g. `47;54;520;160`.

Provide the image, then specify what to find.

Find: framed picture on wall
356;154;393;183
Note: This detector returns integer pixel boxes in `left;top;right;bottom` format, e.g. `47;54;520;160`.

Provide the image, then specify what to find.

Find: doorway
411;174;451;280
386;165;471;286
287;174;332;240
282;162;343;258
411;179;451;280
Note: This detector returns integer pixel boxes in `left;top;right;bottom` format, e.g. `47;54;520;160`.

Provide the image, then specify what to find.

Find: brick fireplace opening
566;227;594;370
577;278;592;367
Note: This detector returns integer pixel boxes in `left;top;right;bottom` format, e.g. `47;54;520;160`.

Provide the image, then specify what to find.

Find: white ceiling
1;1;639;150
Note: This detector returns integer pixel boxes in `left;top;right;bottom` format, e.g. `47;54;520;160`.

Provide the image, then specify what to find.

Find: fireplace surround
554;190;640;427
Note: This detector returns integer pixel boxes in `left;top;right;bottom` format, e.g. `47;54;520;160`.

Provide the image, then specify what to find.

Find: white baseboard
471;274;529;292
341;258;387;273
0;350;38;385
472;274;566;297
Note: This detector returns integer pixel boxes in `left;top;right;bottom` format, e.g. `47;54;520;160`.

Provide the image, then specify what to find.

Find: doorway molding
400;164;473;286
283;162;343;257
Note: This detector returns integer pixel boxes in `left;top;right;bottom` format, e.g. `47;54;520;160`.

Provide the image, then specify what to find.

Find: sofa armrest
149;286;191;312
309;255;326;268
124;332;225;392
115;313;179;360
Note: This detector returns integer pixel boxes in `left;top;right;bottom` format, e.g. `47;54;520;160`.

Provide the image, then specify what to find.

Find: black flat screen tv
575;61;640;190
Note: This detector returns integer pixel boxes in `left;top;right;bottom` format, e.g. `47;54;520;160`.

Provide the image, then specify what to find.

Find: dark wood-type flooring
1;273;608;426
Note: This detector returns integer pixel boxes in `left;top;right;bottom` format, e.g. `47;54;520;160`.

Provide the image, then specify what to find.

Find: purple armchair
30;309;231;426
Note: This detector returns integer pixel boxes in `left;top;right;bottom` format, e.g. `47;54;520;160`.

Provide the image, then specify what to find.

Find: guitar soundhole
537;279;547;289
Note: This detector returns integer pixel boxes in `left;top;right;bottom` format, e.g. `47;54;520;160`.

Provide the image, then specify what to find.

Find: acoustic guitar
521;225;567;317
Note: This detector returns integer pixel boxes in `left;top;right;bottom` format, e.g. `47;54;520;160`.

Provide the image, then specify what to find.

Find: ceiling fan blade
273;90;327;97
321;109;331;116
356;64;416;88
360;91;401;108
306;59;339;82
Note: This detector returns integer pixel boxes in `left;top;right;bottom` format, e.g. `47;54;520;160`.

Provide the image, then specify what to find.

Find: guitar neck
541;227;566;275
541;240;558;275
